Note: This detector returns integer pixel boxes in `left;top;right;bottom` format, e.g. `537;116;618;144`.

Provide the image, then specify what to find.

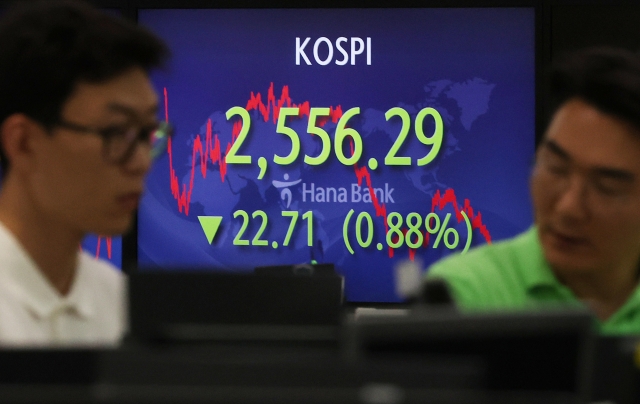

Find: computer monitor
344;308;595;399
128;270;344;342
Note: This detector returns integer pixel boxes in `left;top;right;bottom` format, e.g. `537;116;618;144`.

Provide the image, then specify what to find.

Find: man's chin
543;249;596;275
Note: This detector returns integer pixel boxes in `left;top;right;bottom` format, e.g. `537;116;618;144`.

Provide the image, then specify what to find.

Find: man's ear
0;114;42;174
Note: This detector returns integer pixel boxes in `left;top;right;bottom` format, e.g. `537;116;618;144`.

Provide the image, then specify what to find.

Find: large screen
137;7;536;303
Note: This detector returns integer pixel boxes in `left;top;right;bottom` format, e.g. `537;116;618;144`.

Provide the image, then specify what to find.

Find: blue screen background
137;8;535;302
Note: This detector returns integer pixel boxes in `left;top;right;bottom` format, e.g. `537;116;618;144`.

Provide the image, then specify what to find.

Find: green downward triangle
198;216;223;245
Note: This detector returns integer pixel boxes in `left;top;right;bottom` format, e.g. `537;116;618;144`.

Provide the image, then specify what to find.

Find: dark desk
0;316;638;404
0;341;584;404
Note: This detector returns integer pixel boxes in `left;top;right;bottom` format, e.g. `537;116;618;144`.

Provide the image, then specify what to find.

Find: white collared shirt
0;223;126;346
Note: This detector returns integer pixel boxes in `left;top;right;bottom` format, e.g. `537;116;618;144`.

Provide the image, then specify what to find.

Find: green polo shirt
425;227;640;335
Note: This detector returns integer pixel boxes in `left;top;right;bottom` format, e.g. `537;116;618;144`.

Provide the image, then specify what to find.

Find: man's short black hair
550;47;640;134
0;0;169;173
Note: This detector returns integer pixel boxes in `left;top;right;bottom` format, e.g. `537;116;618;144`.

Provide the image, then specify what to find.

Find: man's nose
554;174;590;222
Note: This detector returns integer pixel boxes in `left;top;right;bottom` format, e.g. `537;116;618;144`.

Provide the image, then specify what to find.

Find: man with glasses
426;48;640;335
0;0;170;345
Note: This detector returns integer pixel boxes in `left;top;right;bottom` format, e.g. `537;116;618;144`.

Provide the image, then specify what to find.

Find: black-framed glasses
55;120;174;165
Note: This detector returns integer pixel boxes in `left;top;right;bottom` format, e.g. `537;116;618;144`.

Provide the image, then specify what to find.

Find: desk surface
0;342;582;404
0;335;637;404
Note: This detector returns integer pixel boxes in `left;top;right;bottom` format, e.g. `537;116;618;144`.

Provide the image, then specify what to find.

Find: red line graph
167;89;229;215
80;235;112;260
94;235;112;259
165;83;492;258
246;83;343;125
431;188;492;243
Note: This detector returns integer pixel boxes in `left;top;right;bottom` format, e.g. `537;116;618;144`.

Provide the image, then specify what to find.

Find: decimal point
272;241;278;249
368;158;378;170
377;242;383;250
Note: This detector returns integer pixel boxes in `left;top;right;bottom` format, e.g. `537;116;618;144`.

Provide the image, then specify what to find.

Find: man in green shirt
426;48;640;335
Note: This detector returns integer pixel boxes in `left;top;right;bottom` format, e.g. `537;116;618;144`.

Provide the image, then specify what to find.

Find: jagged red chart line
94;236;112;260
165;83;492;258
81;235;112;260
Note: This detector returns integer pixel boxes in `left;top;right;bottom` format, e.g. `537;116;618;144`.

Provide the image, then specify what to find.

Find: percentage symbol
425;212;459;249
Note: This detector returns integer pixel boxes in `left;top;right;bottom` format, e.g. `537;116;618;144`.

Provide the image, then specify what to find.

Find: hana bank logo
272;174;301;209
